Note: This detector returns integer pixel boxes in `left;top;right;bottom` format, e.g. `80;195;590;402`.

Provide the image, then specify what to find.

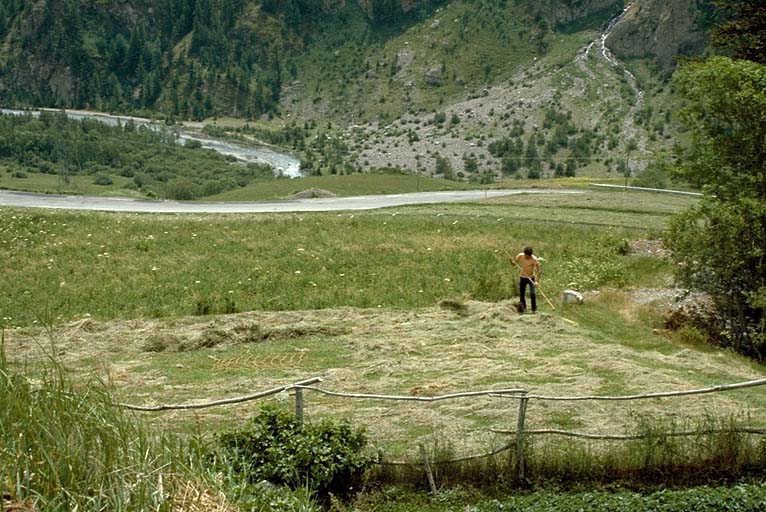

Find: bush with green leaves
214;405;374;499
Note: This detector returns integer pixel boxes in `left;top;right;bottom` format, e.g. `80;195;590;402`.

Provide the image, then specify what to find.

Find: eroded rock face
528;0;623;26
355;0;438;20
605;0;708;70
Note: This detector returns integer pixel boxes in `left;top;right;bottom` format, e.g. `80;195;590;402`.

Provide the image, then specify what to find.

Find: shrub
214;405;374;499
164;178;198;200
93;173;114;185
633;162;670;189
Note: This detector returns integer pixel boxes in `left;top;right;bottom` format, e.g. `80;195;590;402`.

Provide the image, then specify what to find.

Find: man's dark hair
523;246;533;256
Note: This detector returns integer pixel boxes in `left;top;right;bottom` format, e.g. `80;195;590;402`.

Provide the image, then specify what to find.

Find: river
0;108;304;178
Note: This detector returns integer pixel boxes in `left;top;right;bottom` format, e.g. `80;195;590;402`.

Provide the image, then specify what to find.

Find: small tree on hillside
435;154;455;180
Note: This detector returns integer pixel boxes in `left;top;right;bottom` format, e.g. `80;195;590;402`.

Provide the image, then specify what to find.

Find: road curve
0;189;584;213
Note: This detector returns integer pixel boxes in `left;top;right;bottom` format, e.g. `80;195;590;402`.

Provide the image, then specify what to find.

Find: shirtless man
513;246;542;313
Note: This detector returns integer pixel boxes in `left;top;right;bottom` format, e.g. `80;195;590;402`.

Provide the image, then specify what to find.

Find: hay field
6;292;765;460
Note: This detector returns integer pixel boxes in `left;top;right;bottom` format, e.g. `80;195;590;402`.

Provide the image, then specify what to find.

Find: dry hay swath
208;348;309;372
1;501;37;512
173;480;237;512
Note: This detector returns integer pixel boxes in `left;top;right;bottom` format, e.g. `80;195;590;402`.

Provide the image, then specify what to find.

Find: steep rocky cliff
606;0;710;70
528;0;623;26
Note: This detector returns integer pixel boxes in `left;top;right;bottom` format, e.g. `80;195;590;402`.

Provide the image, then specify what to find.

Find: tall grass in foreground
0;332;182;510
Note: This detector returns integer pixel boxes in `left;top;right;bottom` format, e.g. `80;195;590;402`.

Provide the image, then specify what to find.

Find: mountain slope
0;0;714;181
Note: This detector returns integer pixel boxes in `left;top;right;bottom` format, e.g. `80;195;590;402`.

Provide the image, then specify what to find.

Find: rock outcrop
528;0;623;26
605;0;709;71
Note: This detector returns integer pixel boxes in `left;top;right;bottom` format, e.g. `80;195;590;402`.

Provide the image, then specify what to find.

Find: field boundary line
490;427;766;440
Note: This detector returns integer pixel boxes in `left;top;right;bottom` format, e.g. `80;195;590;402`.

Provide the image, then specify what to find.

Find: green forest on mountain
0;0;443;120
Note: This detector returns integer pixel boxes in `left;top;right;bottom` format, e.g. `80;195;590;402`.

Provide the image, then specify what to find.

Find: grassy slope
276;0;678;179
287;1;579;122
3;188;765;465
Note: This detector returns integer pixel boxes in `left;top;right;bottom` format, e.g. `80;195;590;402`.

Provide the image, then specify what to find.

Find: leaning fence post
294;387;304;424
515;391;529;481
419;443;438;495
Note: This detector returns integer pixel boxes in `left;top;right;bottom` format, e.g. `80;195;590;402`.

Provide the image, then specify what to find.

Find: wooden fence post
515;392;529;481
419;443;438;495
295;387;304;424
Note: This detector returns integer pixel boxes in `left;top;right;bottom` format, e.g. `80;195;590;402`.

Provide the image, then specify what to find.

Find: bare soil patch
287;188;337;199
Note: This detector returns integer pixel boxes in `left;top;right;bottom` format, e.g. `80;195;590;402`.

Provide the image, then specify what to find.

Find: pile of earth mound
288;188;337;199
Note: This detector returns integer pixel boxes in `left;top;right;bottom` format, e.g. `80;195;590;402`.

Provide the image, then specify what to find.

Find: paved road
0;189;584;213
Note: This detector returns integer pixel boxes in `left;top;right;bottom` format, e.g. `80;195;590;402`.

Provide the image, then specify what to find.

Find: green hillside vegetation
0;111;275;199
4;1;766;510
0;0;453;120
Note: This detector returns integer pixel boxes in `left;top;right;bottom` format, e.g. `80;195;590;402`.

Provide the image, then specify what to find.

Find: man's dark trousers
519;277;537;312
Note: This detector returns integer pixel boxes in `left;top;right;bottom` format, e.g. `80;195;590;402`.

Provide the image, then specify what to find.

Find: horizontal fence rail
490;427;766;440
499;378;766;402
291;385;528;402
120;376;766;483
119;376;323;411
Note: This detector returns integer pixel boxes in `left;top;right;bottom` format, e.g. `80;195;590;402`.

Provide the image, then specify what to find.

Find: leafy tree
668;198;766;358
435;154;454;180
524;136;541;175
711;0;766;63
463;153;478;173
673;57;766;201
666;56;766;358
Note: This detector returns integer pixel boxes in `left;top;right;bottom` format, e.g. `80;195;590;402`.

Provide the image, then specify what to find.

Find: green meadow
0;188;692;327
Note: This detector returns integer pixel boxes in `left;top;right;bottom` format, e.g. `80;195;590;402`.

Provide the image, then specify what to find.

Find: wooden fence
121;377;766;486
